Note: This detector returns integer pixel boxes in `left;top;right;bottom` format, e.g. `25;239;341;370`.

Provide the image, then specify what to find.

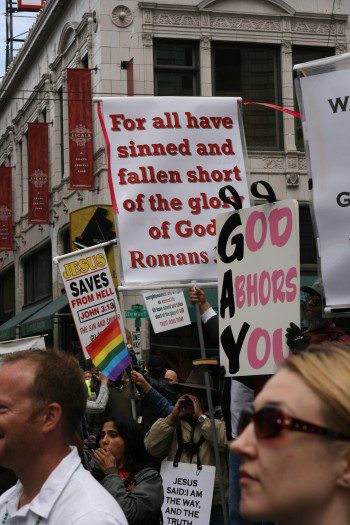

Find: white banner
160;461;215;525
0;335;46;355
217;200;300;376
143;290;191;333
98;97;250;284
295;56;350;311
57;246;124;358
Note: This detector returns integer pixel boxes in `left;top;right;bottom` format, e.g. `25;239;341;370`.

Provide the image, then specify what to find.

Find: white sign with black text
295;60;350;311
143;290;191;333
57;246;125;358
160;461;215;525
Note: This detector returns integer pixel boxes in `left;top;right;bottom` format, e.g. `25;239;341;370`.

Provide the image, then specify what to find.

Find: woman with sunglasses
231;343;350;525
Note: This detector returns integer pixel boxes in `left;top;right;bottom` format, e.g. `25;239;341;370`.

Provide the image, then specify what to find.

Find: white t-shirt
0;447;127;524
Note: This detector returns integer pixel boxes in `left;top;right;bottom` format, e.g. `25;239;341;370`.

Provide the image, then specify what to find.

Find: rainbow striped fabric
86;317;131;380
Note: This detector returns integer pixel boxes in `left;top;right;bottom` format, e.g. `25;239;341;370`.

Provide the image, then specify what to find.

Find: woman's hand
99;372;108;387
93;448;116;474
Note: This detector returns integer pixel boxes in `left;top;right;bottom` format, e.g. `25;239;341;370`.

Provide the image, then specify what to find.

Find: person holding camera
144;369;229;525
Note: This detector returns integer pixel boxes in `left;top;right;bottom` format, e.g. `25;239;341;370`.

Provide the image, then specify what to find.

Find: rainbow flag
86;317;131;380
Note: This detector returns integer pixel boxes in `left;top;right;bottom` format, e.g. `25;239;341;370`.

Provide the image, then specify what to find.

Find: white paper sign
143;290;191;333
297;66;350;310
0;336;46;355
160;461;215;525
98;97;250;284
132;331;141;358
58;246;124;358
217;200;300;376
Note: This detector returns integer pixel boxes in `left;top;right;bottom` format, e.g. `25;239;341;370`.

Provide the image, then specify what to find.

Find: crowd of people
0;281;348;525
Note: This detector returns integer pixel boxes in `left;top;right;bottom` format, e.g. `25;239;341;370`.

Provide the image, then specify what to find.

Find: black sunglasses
305;293;323;306
238;404;350;441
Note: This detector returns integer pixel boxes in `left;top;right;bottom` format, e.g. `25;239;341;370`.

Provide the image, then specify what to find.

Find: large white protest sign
98;97;250;284
143;290;191;333
295;54;350;312
217;200;300;376
160;461;215;525
57;246;124;358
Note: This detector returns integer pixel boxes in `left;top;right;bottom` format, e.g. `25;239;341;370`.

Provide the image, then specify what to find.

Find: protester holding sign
231;343;350;525
286;278;350;352
94;417;164;525
189;287;265;525
144;369;228;525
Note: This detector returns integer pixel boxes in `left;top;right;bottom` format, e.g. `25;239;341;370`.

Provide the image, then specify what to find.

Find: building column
200;36;212;97
281;39;296;153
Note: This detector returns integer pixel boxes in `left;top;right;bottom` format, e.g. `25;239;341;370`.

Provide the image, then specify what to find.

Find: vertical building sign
127;58;134;96
0;168;13;251
28;122;49;224
67;69;94;190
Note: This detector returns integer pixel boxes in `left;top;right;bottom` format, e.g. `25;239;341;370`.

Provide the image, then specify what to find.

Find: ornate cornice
139;3;347;44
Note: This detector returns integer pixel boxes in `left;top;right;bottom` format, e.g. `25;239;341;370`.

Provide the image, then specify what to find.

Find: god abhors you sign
98;97;249;284
160;462;215;525
217;200;300;376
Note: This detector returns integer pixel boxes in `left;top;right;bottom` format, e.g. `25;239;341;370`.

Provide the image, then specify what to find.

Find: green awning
20;294;69;337
0;299;52;342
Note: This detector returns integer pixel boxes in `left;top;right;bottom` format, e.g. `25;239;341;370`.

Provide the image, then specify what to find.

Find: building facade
0;0;348;360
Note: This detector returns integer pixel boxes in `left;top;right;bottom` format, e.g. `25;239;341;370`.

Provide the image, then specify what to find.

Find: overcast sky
0;1;38;80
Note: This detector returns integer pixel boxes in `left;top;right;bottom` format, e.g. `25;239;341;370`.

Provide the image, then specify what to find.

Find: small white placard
143;290;191;333
160;461;215;525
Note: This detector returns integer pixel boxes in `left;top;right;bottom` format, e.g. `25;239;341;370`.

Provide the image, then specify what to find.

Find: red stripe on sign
97;102;118;213
240;101;302;119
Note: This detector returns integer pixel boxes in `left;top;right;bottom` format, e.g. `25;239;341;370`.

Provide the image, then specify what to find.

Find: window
154;40;199;96
213;43;282;150
293;46;334;151
299;204;317;271
81;54;89;69
0;267;15;324
24;244;52;305
41;107;47;123
61;227;71;254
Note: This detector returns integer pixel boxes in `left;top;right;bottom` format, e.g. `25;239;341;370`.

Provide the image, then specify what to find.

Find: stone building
0;0;348;360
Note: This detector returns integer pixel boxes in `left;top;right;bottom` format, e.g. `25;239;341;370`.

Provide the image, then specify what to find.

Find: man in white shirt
0;348;127;525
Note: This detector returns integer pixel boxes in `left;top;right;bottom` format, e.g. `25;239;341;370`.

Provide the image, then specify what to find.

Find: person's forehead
103;421;117;431
0;360;36;395
255;369;325;420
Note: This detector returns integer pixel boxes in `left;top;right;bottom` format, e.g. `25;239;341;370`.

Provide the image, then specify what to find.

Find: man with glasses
286;278;350;352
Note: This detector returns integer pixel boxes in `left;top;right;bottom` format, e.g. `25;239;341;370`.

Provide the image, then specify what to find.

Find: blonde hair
282;344;350;440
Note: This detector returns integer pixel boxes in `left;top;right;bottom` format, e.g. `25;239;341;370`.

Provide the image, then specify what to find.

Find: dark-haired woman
94;417;164;525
